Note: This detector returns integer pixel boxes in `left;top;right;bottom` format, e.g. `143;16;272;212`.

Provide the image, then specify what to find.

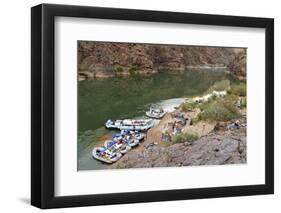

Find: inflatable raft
145;107;166;119
92;147;113;164
105;119;154;131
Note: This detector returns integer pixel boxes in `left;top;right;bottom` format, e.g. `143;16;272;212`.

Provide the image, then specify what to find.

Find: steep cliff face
78;41;246;79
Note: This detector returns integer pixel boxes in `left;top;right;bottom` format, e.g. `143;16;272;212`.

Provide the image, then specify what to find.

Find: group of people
161;119;186;142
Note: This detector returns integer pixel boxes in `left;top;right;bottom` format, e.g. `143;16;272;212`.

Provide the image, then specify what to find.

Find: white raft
104;139;132;155
123;135;140;147
120;130;146;141
145;107;165;119
105;119;154;131
108;151;122;162
92;148;113;164
119;144;132;154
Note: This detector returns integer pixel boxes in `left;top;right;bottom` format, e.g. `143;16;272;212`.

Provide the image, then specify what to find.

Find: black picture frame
31;3;274;209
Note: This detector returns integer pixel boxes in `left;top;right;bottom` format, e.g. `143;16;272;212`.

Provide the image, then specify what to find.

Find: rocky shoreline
110;109;246;169
111;130;246;169
108;85;247;169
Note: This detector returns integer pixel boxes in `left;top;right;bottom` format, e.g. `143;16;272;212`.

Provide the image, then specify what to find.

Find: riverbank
78;72;245;170
109;82;247;169
109;109;217;169
78;66;230;81
109;112;246;169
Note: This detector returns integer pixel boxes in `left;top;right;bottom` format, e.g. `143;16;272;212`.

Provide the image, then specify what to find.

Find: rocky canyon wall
78;41;246;79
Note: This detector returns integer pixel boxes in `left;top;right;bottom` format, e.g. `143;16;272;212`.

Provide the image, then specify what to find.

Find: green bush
180;81;245;122
228;83;246;96
172;132;199;144
180;101;198;112
224;93;238;102
198;100;239;122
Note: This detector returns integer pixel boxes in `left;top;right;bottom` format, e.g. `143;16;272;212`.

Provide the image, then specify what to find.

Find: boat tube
92;147;113;164
132;131;146;141
108;151;122;162
121;130;145;141
145;107;166;119
104;138;132;155
124;136;139;147
119;144;132;154
105;119;154;131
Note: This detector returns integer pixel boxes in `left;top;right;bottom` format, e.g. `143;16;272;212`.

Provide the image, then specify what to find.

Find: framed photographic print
31;3;274;209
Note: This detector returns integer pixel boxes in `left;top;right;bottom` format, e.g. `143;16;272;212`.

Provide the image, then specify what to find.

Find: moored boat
108;151;122;162
105;119;154;131
121;129;146;141
114;130;141;147
104;138;132;155
112;133;123;142
119;144;132;154
104;140;117;148
123;135;139;147
92;147;113;164
104;139;125;153
145;107;165;119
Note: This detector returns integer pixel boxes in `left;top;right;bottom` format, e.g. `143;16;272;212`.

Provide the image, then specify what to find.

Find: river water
78;69;238;170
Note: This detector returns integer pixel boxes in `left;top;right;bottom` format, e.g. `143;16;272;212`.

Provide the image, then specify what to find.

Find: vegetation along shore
78;41;247;170
108;80;246;169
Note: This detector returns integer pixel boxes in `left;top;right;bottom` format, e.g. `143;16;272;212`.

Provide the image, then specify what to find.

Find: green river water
78;69;238;170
